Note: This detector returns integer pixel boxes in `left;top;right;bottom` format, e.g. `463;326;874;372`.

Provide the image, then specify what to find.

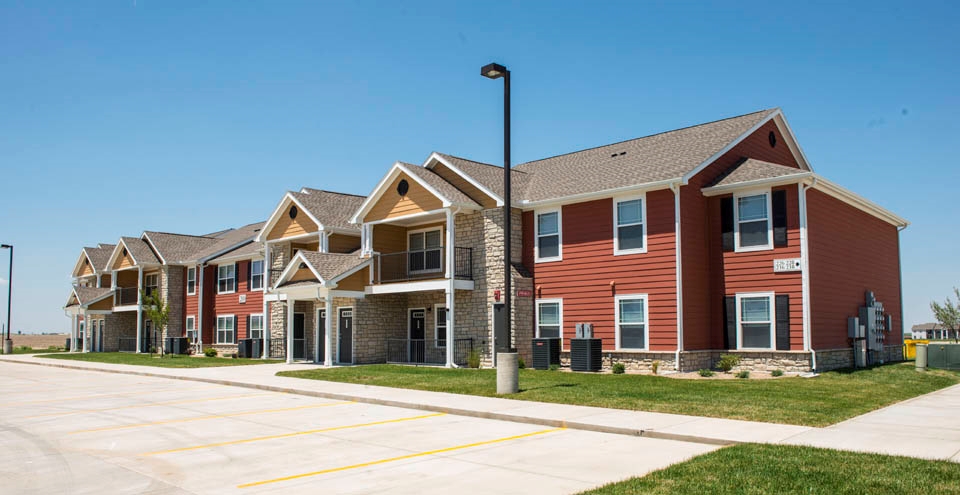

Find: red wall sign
517;289;533;297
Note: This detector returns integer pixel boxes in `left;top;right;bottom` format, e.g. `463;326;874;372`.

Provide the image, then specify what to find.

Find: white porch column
262;243;271;359
324;292;333;366
96;273;102;288
81;312;89;353
313;297;321;363
135;266;143;353
445;208;456;367
286;299;296;364
70;313;78;352
197;264;204;352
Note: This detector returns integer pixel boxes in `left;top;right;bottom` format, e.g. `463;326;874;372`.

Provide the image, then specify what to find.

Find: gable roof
85;244;115;272
66;286;113;308
257;189;365;242
106;237;160;268
513;109;782;203
427;153;531;206
350;161;481;224
276;250;369;288
142;232;219;265
702;158;812;193
189;222;265;263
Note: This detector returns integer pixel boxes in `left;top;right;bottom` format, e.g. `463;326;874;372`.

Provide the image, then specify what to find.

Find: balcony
114;287;138;306
373;247;472;284
385;338;474;366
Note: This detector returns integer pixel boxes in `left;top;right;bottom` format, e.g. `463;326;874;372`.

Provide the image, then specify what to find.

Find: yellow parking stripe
68;401;356;434
142;412;446;457
20;393;270;419
237;427;565;488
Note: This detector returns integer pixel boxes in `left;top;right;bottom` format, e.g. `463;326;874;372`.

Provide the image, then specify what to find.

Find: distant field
10;334;69;349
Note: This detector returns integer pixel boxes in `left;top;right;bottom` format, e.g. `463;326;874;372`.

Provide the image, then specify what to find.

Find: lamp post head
0;244;10;249
480;63;507;79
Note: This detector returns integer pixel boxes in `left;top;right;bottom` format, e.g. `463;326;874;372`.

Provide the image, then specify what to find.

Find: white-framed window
144;273;159;296
736;292;775;350
408;227;443;274
186;267;196;295
613;194;646;255
615;294;648;350
217;264;236;294
185;316;197;342
535;299;563;345
734;190;773;252
434;304;447;347
535;208;562;262
216;315;236;344
250;260;264;291
249;314;264;340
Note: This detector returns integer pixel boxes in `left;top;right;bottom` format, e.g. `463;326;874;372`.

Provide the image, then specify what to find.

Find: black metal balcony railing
374;247;473;284
114;287;138;306
386;338;474;366
268;338;286;359
118;337;137;353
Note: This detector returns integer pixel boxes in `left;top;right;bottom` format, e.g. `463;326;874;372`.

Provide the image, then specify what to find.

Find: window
435;305;447;347
250;260;264;291
734;191;772;251
186;267;196;295
249;314;264;340
408;228;443;273
737;293;775;349
186;316;197;342
536;299;562;341
614;195;646;255
616;295;648;350
216;315;235;344
144;273;159;296
535;209;561;262
217;264;236;294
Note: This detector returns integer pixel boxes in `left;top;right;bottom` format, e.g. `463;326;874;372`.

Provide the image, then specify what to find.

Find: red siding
184;265;199;335
682;120;802;350
526;190;678;351
210;260;264;341
807;189;902;349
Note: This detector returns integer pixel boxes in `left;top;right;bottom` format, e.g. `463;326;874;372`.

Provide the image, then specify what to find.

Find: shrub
203;347;218;358
698;368;715;377
771;369;784;377
716;354;741;372
466;348;481;368
517;356;526;369
148;346;158;355
651;360;661;375
549;364;560;371
736;370;750;379
612;362;626;374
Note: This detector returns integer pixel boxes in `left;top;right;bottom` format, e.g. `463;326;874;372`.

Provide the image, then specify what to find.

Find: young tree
930;287;960;340
141;290;170;357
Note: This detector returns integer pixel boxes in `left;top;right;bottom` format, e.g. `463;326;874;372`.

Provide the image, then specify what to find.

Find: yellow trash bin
903;339;928;360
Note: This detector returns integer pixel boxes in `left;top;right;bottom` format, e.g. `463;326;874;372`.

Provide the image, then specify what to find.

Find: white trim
535;298;563;350
206;245;265;265
534;207;562;263
433;303;447;347
682;110;783;183
798;182;812;355
519;178;677;210
365;279;474;294
256;193;326;243
185;315;197;342
701;172;813;196
276;251;324;285
425;152;505;206
614;293;649;351
141;233;168;265
733;188;773;252
773;113;814;172
215;314;237;345
248;313;265;340
216;264;237;294
407;307;427;357
186;266;196;296
407;226;444;275
363;208;448;226
72;250;95;278
670;182;683;369
612;193;647;255
351;162;454;224
249;259;265;291
735;292;776;351
809;176;908;228
105;238;135;271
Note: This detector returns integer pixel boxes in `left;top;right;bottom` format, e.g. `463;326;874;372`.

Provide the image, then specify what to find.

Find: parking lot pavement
0;362;719;494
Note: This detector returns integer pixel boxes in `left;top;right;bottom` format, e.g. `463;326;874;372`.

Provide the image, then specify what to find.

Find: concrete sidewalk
3;353;958;462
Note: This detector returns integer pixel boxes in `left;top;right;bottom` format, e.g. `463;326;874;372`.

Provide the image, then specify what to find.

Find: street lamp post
481;62;518;394
1;244;12;355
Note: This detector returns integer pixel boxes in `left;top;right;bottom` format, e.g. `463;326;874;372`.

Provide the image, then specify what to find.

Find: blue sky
1;1;957;334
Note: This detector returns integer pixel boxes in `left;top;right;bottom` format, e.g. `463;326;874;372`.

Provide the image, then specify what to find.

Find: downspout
897;224;907;353
197;263;204;353
669;182;684;371
799;178;817;370
262;242;270;359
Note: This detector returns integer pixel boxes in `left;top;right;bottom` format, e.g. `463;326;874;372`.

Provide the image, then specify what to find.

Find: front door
293;313;305;360
493;303;508;354
409;309;426;363
317;310;326;362
338;308;353;364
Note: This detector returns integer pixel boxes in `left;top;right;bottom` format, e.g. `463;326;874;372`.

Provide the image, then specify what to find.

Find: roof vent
122;248;128;257
397;179;410;197
768;131;777;148
289;205;298;219
610;151;627;158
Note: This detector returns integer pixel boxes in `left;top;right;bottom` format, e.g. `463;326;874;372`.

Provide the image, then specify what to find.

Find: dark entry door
409;309;426;363
317;310;326;362
97;320;104;352
494;303;508;354
293;313;305;360
338;308;353;363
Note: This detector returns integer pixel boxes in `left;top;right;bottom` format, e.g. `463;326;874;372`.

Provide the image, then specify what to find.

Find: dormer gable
351;162;481;224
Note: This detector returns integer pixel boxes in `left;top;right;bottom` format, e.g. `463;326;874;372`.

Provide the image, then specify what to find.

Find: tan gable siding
268;202;319;240
88;297;113;311
77;256;95;277
114;248;136;270
328;234;361;254
290;267;319;282
364;172;444;222
334;269;367;291
431;163;499;209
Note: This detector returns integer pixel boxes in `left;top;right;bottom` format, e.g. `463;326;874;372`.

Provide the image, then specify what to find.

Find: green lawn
39;352;276;368
580;444;960;495
7;346;68;354
278;363;960;426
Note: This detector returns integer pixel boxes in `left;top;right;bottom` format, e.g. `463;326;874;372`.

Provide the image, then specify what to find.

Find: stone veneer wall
268;241;292;344
161;266;185;340
103;311;137;352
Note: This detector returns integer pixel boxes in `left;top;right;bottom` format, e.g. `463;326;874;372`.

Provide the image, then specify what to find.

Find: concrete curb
2;357;738;447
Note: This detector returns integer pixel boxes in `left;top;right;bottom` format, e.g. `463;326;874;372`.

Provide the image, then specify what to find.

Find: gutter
669;182;684;370
799;178;817;370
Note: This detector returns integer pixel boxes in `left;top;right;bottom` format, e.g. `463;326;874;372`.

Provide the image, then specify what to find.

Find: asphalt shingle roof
512;109;778;203
290;189;366;232
188;222;265;263
120;237;160;265
72;286;112;305
83;244;116;273
399;163;480;208
297;251;368;283
707;158;808;189
143;232;219;265
434;153;530;202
